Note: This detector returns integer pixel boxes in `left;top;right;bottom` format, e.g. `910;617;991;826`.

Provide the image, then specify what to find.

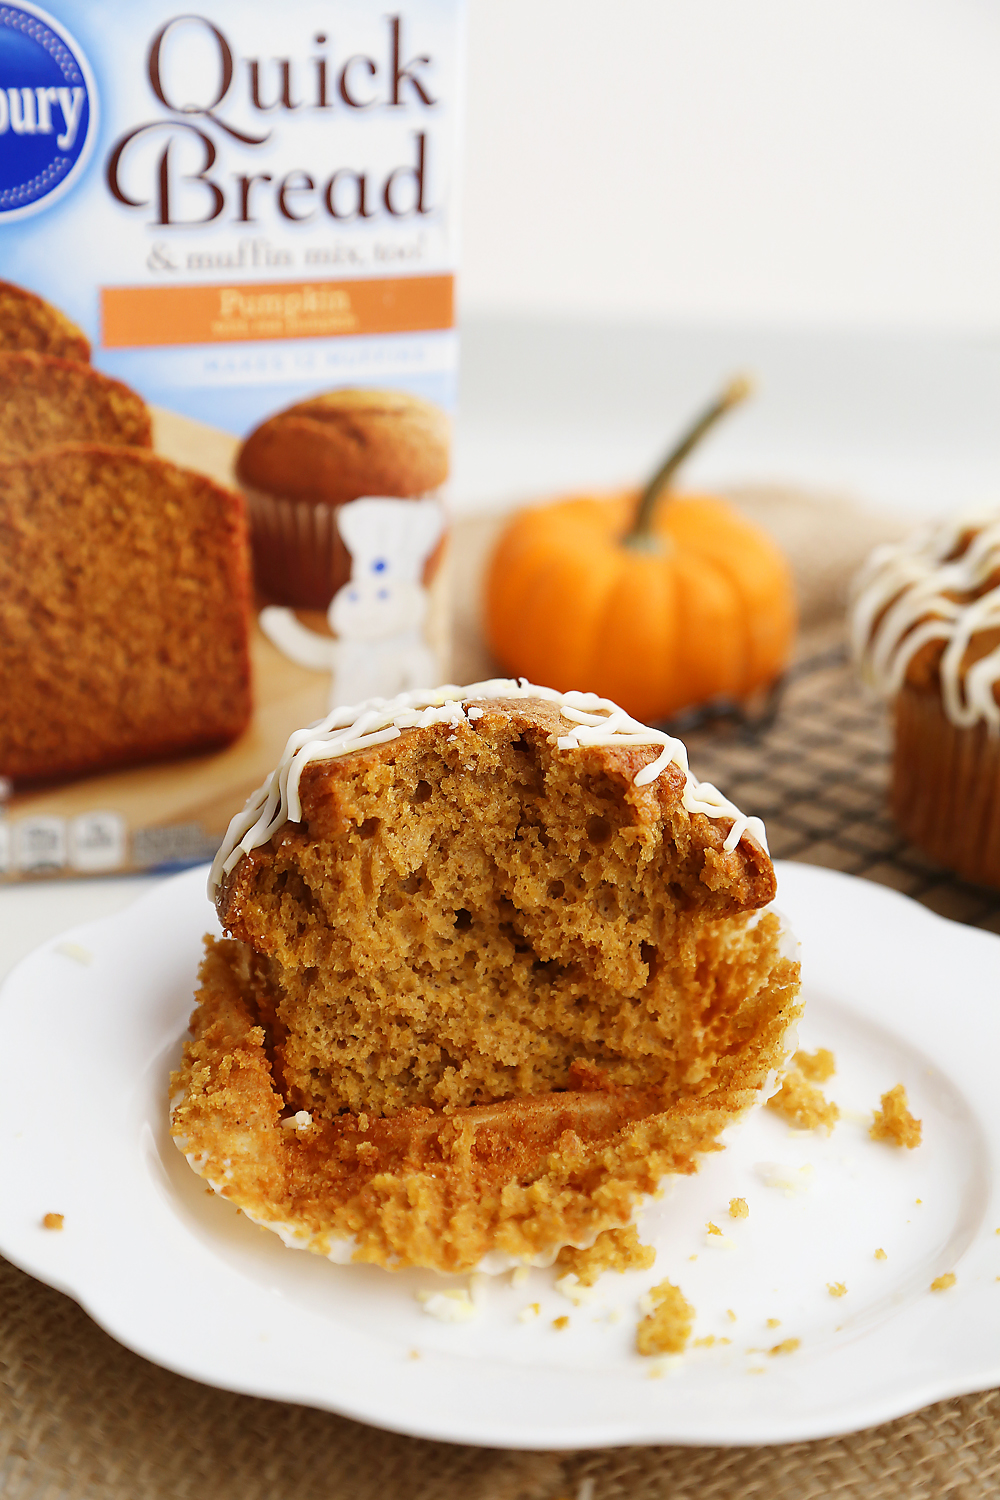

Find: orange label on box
100;274;454;349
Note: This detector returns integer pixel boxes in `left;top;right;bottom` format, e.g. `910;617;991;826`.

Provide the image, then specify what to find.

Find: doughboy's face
328;560;427;641
331;496;443;641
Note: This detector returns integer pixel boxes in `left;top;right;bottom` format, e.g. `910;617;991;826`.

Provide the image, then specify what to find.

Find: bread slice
0;280;90;362
172;688;800;1272
0;443;252;781
0;351;150;461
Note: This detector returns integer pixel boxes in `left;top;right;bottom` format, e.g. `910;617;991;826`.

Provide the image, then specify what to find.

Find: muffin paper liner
244;486;354;610
244;485;447;614
892;683;1000;889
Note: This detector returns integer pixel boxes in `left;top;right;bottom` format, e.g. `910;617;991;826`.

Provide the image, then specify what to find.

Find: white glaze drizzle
850;511;1000;733
208;679;767;894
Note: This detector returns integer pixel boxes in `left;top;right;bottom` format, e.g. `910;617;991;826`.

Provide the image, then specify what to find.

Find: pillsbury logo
0;2;97;221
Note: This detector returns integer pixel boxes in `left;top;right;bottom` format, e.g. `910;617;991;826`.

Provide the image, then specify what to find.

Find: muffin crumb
766;1317;781;1328
767;1065;839;1133
827;1282;847;1298
930;1273;956;1293
870;1085;922;1148
556;1226;655;1286
41;1213;63;1231
795;1047;836;1082
729;1197;749;1219
552;1315;570;1330
769;1338;801;1356
636;1280;695;1356
875;1248;887;1261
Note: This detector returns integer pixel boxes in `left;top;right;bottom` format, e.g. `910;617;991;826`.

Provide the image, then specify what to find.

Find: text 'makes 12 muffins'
850;510;1000;889
171;681;801;1275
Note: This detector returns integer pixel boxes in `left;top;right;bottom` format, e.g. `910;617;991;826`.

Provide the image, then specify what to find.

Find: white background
461;0;1000;330
454;0;1000;516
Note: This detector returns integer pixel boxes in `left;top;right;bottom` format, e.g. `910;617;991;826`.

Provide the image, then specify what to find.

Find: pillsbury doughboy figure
260;497;445;707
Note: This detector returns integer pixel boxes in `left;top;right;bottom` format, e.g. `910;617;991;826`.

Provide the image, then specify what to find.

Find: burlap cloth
5;487;999;1500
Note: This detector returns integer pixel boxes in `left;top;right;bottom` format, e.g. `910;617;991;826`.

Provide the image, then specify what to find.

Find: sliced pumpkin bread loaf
0;443;252;781
0;351;150;460
0;279;90;362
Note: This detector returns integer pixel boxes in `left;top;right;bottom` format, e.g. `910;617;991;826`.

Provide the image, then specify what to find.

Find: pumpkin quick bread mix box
0;0;463;880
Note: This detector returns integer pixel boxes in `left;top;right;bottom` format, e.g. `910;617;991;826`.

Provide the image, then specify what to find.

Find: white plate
0;861;998;1449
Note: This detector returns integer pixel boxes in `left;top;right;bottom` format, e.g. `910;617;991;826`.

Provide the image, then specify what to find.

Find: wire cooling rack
681;645;1000;935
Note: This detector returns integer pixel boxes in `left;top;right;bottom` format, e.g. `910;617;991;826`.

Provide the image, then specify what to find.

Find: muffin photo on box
236;388;450;611
850;510;1000;889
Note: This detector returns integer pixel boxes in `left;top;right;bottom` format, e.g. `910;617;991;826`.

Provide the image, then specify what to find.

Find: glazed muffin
171;681;801;1273
236;388;449;608
850;510;1000;888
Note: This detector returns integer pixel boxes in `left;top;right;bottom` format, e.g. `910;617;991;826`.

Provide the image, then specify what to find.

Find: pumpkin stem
623;374;754;551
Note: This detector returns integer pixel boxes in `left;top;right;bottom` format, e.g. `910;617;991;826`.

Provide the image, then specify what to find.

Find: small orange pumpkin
485;379;797;724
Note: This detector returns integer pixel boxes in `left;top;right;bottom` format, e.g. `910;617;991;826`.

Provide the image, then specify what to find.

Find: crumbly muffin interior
227;712;787;1119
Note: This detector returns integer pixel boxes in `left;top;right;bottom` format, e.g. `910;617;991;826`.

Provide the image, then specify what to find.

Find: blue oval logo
0;2;97;221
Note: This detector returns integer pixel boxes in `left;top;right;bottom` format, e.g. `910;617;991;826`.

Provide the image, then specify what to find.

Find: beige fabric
2;1253;999;1499
5;495;997;1499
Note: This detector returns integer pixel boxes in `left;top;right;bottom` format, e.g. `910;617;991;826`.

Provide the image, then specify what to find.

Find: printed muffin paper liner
244;486;355;611
244;485;448;614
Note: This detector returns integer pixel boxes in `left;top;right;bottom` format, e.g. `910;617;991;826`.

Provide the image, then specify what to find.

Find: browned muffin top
236;387;449;506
